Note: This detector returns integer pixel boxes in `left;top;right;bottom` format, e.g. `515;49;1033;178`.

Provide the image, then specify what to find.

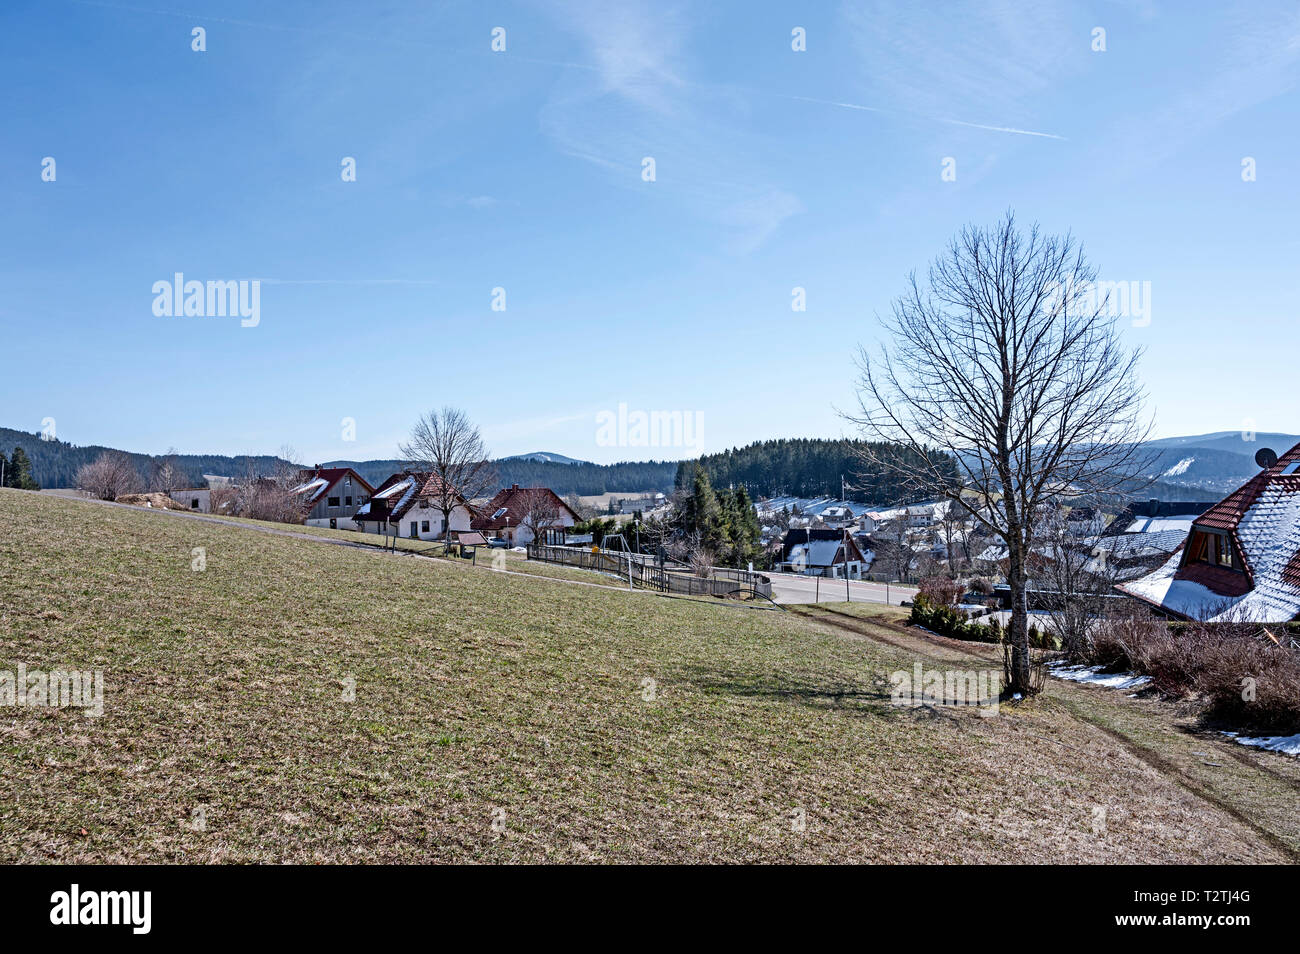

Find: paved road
766;572;916;606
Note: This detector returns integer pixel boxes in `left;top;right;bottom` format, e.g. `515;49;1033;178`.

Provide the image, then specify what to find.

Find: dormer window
1188;529;1237;570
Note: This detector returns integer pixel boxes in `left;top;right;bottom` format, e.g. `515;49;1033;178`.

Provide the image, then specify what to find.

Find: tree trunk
1006;546;1033;694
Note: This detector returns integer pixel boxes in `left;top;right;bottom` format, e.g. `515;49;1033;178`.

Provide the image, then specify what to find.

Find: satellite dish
1255;447;1278;470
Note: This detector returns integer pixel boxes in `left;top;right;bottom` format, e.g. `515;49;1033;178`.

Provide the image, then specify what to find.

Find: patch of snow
1163;456;1195;477
1222;731;1300;757
1047;661;1151;691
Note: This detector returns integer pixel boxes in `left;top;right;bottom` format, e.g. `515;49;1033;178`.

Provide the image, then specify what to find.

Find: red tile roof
1192;442;1300;533
470;485;578;533
1121;440;1300;621
291;467;374;510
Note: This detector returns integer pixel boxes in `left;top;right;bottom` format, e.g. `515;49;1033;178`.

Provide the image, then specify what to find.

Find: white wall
395;503;475;541
169;489;211;513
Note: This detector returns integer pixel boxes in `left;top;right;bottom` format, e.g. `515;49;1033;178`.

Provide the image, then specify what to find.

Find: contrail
783;94;1065;140
61;0;1065;141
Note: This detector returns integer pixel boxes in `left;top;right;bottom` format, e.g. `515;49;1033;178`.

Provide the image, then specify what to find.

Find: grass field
2;488;1296;863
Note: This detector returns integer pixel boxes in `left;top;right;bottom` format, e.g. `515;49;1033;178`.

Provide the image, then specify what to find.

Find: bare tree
517;488;563;546
686;534;714;578
399;407;497;545
232;445;305;523
872;536;913;582
149;447;185;495
847;213;1153;694
76;451;140;500
564;492;594;521
937;499;972;576
1037;510;1122;657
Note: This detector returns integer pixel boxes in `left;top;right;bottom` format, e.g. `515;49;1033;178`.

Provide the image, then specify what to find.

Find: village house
352;471;477;540
778;527;867;580
168;486;212;513
1066;506;1107;537
818;505;856;529
470;484;578;546
291;467;374;529
907;503;939;528
1087;499;1212;580
1119;443;1300;621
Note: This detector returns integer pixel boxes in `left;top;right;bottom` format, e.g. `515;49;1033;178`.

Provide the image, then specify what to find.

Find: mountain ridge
4;424;1294;500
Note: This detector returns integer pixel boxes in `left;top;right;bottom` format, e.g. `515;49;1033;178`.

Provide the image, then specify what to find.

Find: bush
917;575;962;608
1083;613;1300;733
909;595;1001;644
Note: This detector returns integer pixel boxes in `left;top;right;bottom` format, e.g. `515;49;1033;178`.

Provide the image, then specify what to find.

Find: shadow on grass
675;665;902;720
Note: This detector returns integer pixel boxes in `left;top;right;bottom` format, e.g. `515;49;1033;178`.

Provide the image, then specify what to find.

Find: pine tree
678;466;724;555
9;447;38;490
730;484;761;566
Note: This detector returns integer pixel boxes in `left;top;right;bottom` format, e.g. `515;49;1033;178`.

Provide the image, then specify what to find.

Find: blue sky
3;0;1299;465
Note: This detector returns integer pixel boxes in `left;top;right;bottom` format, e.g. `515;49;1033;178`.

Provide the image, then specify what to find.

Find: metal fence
527;544;772;600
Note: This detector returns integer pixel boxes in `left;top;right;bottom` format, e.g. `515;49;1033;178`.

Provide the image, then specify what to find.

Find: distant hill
683;437;954;505
1134;432;1300;495
321;457;675;496
0;427;283;491
503;451;589;465
1;424;678;495
9;421;1293;500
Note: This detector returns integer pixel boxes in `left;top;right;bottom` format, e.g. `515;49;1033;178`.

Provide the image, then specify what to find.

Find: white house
353;471;477;540
291;467;374;529
169;487;212;513
470;485;579;546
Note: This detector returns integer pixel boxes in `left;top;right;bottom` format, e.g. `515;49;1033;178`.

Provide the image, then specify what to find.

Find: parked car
488;537;510;549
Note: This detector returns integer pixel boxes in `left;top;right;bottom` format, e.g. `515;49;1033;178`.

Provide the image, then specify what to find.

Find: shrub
1084;612;1300;733
917;575;962;608
909;595;1000;644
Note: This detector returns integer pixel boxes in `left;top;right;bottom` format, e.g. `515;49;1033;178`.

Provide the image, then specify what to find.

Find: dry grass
0;489;1291;863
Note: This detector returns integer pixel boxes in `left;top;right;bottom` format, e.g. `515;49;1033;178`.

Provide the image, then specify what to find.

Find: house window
421;521;430;533
190;498;199;509
1191;531;1236;570
419;499;429;509
329;518;337;529
328;496;340;508
344;496;352;506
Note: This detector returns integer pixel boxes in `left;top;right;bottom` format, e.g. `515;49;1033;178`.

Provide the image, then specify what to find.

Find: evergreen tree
729;484;761;566
9;447;38;490
677;466;724;554
0;451;9;488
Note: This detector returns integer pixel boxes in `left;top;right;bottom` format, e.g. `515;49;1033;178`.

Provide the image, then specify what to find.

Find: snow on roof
789;539;847;567
1121;441;1300;622
1124;516;1195;534
291;477;330;501
373;478;413;500
1093;528;1189;558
